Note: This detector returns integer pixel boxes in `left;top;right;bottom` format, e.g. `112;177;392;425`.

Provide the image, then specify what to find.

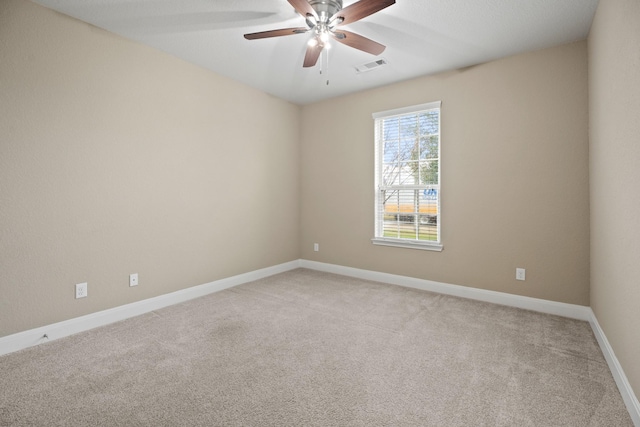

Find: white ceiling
32;0;599;105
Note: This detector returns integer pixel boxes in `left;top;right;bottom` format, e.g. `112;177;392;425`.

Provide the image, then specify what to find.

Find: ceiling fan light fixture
244;0;395;68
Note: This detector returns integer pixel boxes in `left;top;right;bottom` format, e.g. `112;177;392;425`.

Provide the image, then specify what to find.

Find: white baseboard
589;312;640;426
0;260;301;357
300;259;639;426
300;260;593;320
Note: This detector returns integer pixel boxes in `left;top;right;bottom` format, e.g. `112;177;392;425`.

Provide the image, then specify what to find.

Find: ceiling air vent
355;58;388;74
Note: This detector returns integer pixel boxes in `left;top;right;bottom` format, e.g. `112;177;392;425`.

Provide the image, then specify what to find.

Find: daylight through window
372;101;442;251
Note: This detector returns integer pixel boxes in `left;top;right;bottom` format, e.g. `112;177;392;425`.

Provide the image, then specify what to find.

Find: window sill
371;238;443;252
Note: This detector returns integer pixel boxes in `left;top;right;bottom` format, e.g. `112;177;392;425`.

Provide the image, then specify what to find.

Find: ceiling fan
244;0;395;68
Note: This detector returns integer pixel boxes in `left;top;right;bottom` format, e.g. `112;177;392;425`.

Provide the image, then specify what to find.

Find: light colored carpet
0;268;633;426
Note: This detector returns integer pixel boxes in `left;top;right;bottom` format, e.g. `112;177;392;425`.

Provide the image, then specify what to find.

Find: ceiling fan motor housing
309;0;343;22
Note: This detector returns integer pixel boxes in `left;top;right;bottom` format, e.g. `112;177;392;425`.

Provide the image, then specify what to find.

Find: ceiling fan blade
303;41;324;67
244;27;309;40
287;0;318;20
331;0;395;26
332;30;386;55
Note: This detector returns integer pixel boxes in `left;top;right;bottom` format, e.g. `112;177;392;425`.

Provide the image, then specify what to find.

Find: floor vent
355;58;388;74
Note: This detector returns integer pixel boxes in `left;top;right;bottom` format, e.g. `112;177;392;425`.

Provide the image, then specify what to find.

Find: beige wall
589;0;640;400
301;41;590;305
0;0;300;337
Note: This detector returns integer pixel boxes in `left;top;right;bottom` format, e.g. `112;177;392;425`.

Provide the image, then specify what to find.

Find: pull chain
320;46;330;86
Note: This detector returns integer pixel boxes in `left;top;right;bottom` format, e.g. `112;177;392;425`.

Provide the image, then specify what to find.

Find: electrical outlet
129;273;139;287
516;268;526;281
75;282;87;299
314;243;319;252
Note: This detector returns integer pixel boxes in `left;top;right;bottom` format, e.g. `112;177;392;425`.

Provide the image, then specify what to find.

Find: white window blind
372;101;442;251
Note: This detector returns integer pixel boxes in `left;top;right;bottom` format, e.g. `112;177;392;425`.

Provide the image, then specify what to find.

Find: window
372;101;442;251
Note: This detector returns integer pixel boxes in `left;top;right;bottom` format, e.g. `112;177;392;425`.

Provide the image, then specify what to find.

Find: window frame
371;101;443;252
